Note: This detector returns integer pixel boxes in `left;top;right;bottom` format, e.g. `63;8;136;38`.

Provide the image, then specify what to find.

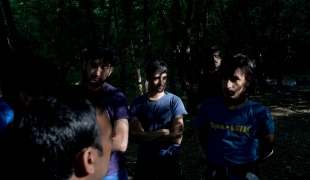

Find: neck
85;82;105;91
223;94;248;110
147;91;165;100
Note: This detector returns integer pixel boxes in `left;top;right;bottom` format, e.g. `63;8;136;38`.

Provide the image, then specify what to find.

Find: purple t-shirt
96;83;130;175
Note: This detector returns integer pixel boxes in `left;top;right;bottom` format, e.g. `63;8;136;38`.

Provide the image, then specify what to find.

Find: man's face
83;59;113;88
94;110;112;179
209;51;222;69
148;72;167;93
222;68;250;100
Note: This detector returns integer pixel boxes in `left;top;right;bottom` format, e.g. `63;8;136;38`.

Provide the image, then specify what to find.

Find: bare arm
197;126;208;152
258;133;274;164
152;116;184;145
129;116;169;144
111;118;129;152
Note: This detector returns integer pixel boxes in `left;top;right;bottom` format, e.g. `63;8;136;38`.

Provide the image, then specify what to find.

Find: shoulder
246;98;270;112
130;94;147;106
164;92;183;101
202;96;222;106
245;98;272;121
103;83;119;92
102;83;126;97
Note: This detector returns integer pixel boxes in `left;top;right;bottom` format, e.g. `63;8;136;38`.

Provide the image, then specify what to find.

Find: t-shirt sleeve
112;91;130;121
259;107;275;135
171;96;188;118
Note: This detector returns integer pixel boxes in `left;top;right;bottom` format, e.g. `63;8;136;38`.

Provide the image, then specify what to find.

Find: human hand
157;128;170;135
130;119;144;131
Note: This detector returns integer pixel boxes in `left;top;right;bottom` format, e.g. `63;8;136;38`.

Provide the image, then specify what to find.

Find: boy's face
209;51;222;69
221;68;250;100
83;59;113;88
148;72;167;93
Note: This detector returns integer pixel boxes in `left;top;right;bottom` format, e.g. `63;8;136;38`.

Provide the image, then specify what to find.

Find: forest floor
125;81;310;180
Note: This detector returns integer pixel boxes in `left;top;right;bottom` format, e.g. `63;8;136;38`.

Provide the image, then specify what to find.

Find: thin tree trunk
0;5;10;55
170;0;182;94
82;0;98;46
2;0;20;52
102;0;112;47
120;0;133;92
56;0;67;86
159;0;166;55
130;41;143;95
180;0;195;114
142;0;151;93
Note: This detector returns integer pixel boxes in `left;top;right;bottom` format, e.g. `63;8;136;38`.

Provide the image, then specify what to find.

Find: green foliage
3;0;310;94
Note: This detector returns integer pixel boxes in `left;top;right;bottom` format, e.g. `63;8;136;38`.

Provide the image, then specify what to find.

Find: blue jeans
103;168;128;180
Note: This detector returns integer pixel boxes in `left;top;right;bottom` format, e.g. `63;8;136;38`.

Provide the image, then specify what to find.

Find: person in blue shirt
0;97;14;132
129;60;187;180
194;54;274;180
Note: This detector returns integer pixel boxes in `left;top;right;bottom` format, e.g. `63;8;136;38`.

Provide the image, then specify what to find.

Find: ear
83;60;87;70
19;92;30;106
108;67;114;76
74;148;96;178
246;76;252;86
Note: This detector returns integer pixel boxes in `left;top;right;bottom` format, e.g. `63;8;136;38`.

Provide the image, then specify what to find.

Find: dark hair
5;94;103;179
220;54;256;81
145;60;168;78
1;54;59;110
84;45;117;66
210;46;221;57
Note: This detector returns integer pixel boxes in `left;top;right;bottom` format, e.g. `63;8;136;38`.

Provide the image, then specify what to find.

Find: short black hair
145;60;168;78
2;94;103;179
1;53;59;111
84;45;117;66
220;54;256;81
210;46;221;57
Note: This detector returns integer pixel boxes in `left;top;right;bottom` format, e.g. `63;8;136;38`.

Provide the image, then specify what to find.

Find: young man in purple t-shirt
83;46;130;180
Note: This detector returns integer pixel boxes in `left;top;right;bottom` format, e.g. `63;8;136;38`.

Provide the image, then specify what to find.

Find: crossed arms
129;116;184;145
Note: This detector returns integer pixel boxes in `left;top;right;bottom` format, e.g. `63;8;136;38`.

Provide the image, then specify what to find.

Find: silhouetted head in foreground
1;94;112;180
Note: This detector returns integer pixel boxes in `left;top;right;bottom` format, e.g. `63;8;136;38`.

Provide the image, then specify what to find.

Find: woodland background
1;0;310;100
1;1;310;179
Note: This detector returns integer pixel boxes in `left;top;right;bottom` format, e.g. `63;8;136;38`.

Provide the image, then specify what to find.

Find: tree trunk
2;0;20;53
55;0;67;86
142;0;151;93
81;0;98;46
120;0;133;93
101;0;112;47
159;0;167;55
180;0;196;114
0;5;10;55
170;0;182;95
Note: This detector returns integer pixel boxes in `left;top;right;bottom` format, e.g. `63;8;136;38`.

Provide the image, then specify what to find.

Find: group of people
0;45;274;180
